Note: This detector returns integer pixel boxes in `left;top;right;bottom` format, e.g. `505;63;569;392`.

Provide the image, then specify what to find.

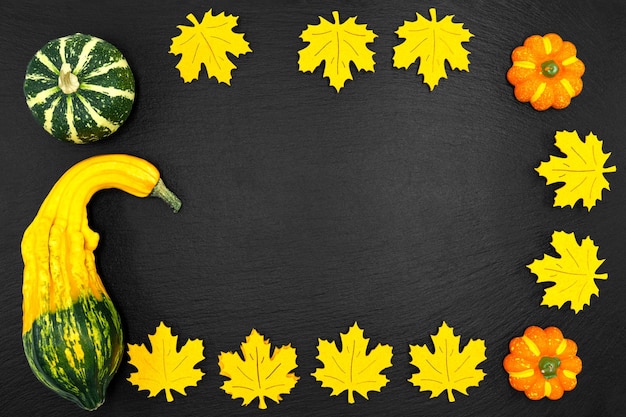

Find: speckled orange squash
507;33;585;111
503;326;582;400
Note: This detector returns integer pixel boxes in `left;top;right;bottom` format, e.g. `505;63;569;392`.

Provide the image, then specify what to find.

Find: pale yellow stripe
562;370;577;379
514;61;536;69
25;73;52;82
544;380;551;397
64;346;76;369
35;51;59;74
77;94;117;132
81;83;135;100
74;37;100;74
509;368;535;378
59;37;67;65
522;336;541;356
43;96;61;133
556;339;567;355
65;96;80;143
562;56;578;66
543;37;552;54
560;79;575;97
530;82;546;103
63;327;85;362
84;59;130;79
26;86;59;107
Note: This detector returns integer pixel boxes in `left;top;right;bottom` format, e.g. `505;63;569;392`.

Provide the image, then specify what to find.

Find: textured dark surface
1;1;626;416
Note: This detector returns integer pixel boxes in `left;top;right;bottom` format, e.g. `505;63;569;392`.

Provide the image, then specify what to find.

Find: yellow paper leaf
528;230;608;313
218;329;299;409
169;10;252;84
127;322;205;402
311;322;393;403
298;11;377;92
408;322;486;402
393;8;473;90
536;130;616;211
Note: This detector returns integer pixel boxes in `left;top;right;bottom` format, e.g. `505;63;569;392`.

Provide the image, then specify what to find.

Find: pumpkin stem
150;178;182;213
540;60;560;78
58;63;80;94
538;356;561;379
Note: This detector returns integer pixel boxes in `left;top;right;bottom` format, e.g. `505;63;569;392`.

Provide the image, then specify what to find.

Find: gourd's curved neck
58;63;79;94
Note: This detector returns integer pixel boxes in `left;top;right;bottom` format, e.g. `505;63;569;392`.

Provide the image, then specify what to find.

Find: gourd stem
58;63;80;94
538;356;560;379
150;179;182;213
540;60;559;78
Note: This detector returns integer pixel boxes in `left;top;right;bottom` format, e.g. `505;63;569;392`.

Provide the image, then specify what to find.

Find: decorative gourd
23;33;135;143
503;326;582;400
21;154;181;410
506;33;585;111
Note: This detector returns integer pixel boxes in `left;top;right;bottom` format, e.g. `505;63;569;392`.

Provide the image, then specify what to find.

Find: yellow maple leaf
312;322;393;403
169;10;252;84
298;11;377;92
408;322;486;402
536;130;616;211
393;8;473;90
218;329;299;409
528;230;608;313
127;322;205;402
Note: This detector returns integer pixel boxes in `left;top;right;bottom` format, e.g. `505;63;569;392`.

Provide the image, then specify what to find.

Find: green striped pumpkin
23;33;135;143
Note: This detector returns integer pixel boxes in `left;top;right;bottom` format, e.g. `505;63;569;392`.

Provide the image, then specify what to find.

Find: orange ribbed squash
503;326;582;400
507;33;585;111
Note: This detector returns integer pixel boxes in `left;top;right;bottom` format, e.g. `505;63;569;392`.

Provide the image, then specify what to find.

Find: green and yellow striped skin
21;155;181;410
23;33;135;143
22;295;123;410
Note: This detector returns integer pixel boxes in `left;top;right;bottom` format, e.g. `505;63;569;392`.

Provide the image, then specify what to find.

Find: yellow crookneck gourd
21;154;181;410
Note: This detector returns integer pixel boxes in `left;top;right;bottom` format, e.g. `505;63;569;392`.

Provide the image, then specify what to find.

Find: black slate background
1;1;626;416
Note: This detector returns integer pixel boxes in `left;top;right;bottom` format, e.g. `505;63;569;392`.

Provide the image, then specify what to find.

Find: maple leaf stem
258;395;268;409
186;13;200;26
447;388;456;402
429;8;438;22
347;389;355;404
165;388;174;402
